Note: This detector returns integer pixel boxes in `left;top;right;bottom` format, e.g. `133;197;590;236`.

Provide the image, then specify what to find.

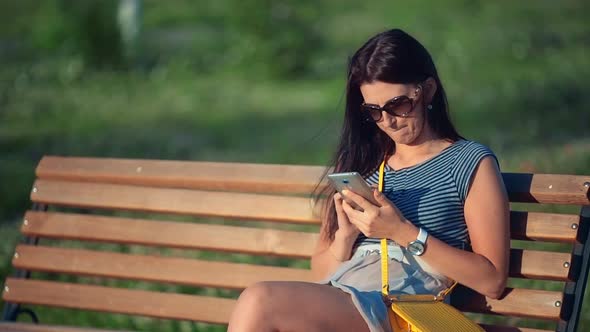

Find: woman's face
359;81;430;145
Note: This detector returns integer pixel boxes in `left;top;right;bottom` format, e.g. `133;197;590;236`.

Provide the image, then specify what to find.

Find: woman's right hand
333;192;361;240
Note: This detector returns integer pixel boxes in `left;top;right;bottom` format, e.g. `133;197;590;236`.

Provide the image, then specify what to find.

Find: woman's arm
310;230;356;280
342;156;510;299
310;193;361;280
425;155;510;298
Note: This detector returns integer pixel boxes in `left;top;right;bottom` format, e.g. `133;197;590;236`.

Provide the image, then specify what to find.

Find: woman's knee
235;281;281;313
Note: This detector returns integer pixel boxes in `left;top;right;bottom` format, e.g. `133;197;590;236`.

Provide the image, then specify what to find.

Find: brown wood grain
22;211;319;258
503;173;590;205
11;245;569;288
479;324;550;332
2;278;235;324
36;157;590;204
509;249;571;281
36;156;329;194
12;245;315;289
510;211;579;243
454;287;563;320
3;278;562;323
30;180;321;224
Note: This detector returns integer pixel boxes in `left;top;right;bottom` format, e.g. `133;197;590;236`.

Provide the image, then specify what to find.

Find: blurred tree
117;0;143;66
31;0;128;69
224;0;325;78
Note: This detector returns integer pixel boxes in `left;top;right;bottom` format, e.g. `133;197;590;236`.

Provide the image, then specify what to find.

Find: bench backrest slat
456;287;562;320
31;180;320;224
37;156;590;204
23;211;319;258
20;211;576;282
36;156;327;194
4;277;563;323
4;278;235;324
13;245;314;290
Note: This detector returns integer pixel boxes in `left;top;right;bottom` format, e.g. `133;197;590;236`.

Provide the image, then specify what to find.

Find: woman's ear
423;77;438;105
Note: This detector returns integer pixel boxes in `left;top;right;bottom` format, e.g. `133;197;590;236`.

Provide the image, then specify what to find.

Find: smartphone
327;172;380;210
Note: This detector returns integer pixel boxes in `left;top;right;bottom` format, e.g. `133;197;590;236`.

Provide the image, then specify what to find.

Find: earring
427;104;433;110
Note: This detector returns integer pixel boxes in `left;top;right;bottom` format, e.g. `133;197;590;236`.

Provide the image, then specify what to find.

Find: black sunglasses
360;95;417;123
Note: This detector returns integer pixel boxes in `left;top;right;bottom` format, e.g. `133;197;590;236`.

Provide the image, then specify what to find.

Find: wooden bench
1;156;589;332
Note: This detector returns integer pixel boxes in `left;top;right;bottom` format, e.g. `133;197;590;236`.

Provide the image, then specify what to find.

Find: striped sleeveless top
356;139;497;249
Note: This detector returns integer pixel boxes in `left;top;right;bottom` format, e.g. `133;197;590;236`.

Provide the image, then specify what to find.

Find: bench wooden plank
23;208;580;251
12;245;570;289
509;249;571;281
12;245;315;289
36;157;590;204
21;211;572;281
503;173;590;205
0;322;130;332
479;324;551;332
510;211;578;243
3;278;562;322
31;180;320;224
22;211;319;258
0;321;551;332
456;288;562;320
36;156;327;194
2;278;235;324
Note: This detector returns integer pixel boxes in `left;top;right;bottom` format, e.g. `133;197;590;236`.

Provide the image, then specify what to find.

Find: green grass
1;0;589;330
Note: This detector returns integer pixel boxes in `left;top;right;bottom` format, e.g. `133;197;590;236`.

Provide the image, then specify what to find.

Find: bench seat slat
2;278;235;324
31;180;320;224
0;322;129;332
13;245;315;289
455;288;562;320
23;211;319;258
36;156;327;194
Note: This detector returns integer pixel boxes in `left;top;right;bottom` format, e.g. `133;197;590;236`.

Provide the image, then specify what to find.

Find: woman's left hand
341;189;409;240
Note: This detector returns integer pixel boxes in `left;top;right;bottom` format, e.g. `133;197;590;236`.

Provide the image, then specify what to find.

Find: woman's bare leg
227;281;370;332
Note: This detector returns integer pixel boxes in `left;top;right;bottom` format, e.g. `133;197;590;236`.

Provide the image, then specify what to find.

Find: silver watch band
417;227;429;244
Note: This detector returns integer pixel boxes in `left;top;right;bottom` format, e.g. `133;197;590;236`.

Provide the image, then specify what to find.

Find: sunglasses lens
383;97;412;116
360;105;382;122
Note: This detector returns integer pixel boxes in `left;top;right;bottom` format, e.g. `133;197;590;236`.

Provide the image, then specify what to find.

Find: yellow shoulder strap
378;160;389;297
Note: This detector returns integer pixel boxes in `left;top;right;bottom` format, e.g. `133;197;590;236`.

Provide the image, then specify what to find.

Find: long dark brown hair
315;28;463;241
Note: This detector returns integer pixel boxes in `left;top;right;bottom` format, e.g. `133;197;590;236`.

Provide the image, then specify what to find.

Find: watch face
408;242;425;256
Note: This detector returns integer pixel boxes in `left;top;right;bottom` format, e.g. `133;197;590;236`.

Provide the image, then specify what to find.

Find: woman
227;28;510;332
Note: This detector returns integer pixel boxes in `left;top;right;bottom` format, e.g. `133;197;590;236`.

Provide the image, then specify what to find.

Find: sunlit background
1;0;589;330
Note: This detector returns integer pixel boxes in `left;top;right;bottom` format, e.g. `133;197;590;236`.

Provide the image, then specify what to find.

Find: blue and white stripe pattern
356;140;497;250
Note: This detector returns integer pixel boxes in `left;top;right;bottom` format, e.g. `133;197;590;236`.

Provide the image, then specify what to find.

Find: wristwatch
407;228;428;256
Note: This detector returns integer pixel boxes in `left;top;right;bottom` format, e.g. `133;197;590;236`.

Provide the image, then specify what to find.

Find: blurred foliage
30;0;125;69
0;0;589;330
223;0;325;78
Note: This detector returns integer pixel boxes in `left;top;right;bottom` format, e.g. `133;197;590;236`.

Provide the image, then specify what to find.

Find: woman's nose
380;110;396;124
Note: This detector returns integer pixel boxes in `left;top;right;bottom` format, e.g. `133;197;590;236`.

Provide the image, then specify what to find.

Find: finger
373;189;389;204
342;189;374;211
341;200;365;222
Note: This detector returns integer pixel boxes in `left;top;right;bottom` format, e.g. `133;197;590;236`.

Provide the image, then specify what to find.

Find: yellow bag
377;161;484;332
